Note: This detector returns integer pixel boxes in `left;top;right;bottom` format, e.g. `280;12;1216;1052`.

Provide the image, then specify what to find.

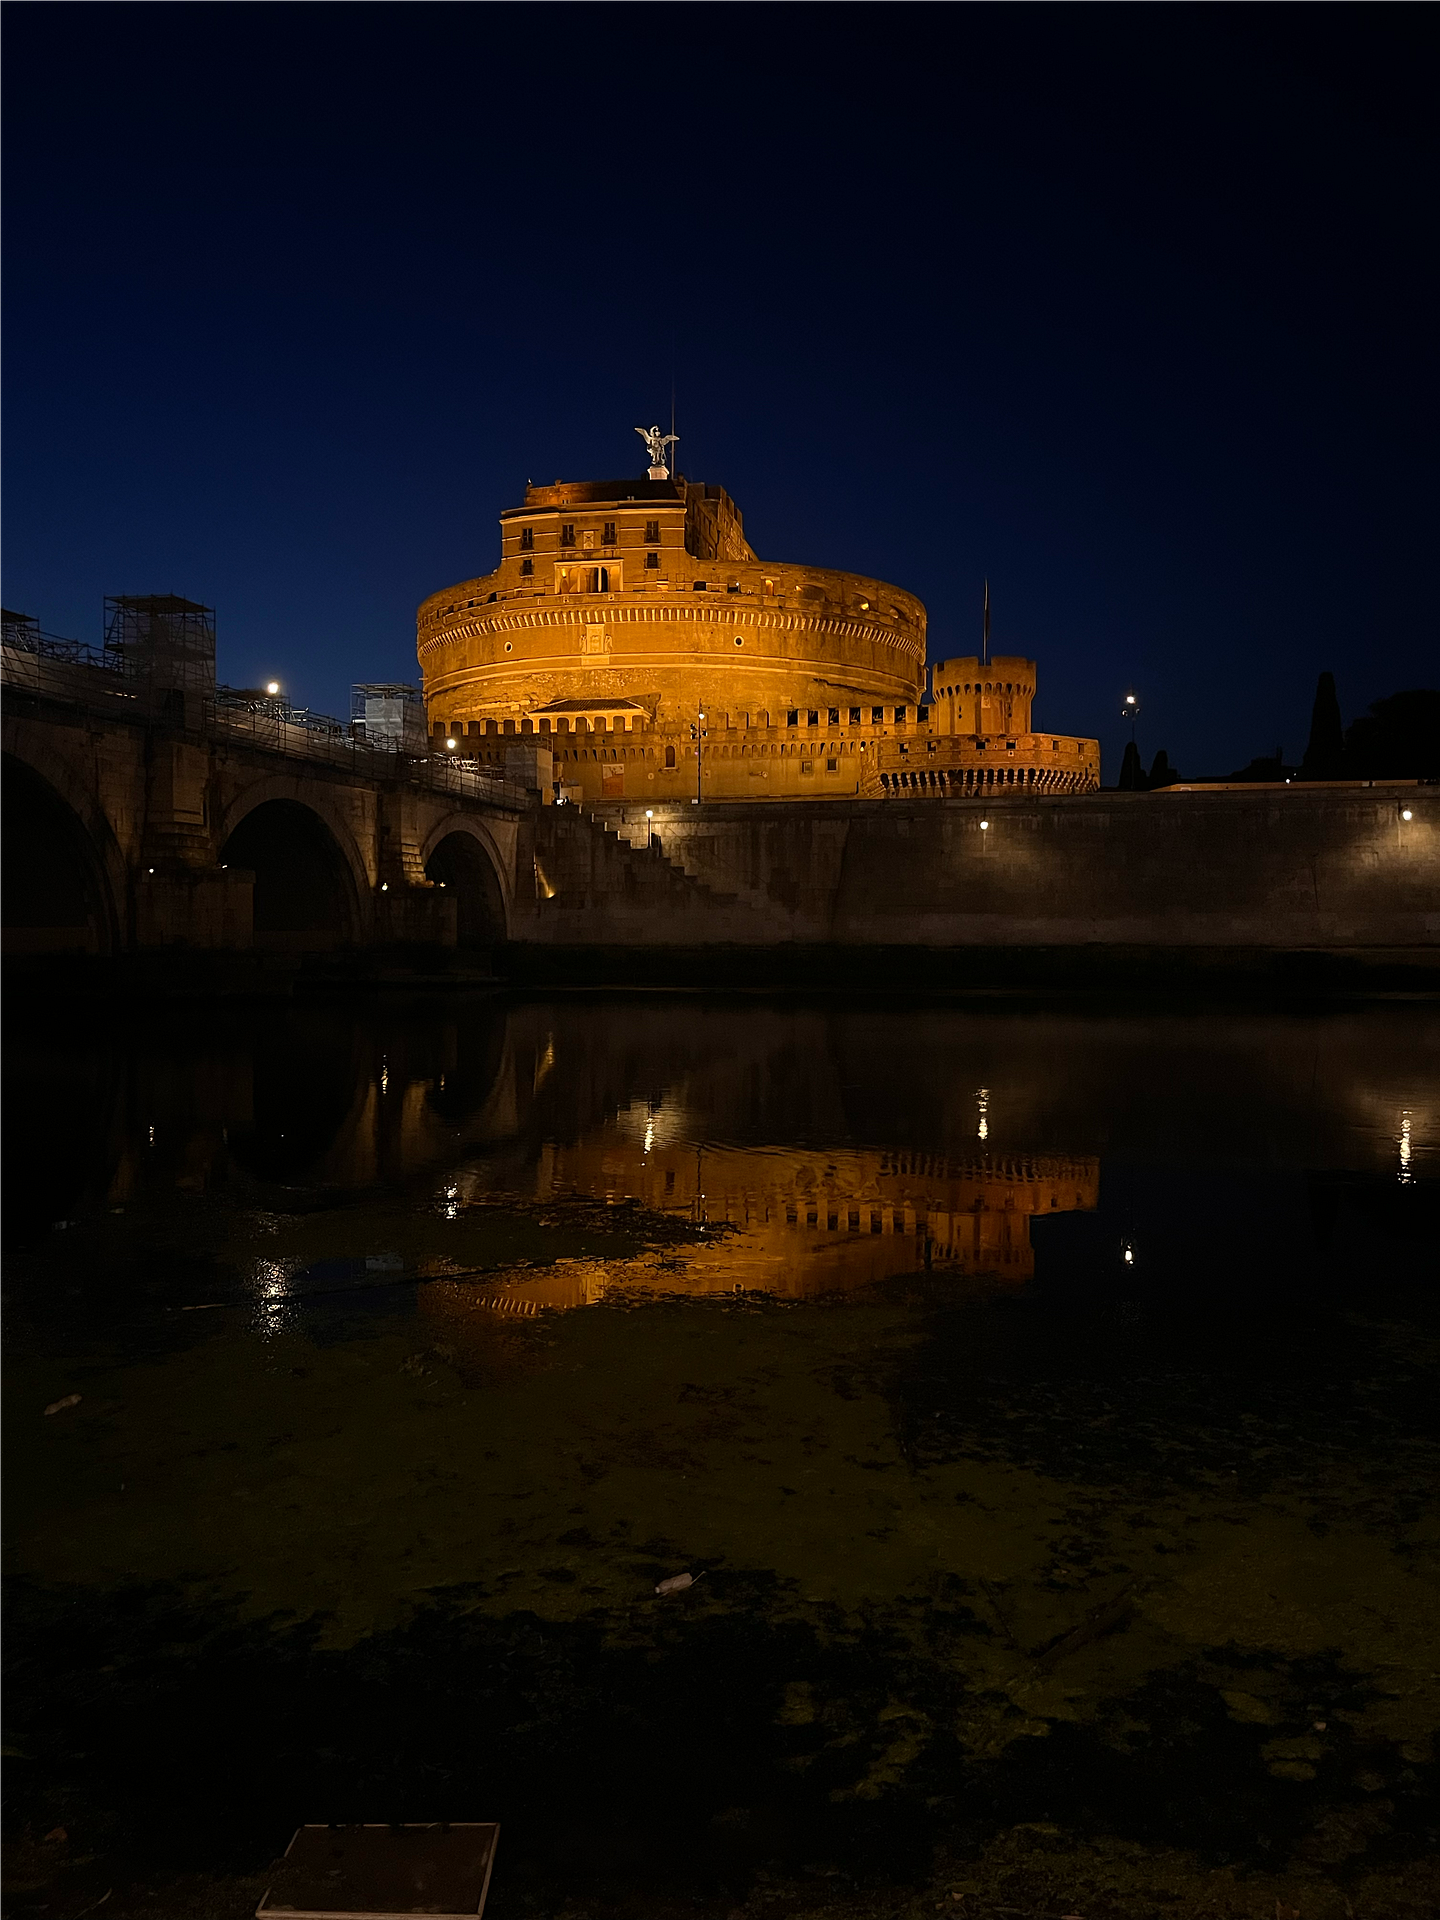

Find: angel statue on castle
635;425;679;475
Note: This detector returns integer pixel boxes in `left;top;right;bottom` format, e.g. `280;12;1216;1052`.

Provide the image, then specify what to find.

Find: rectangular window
520;557;533;577
872;706;884;724
786;709;799;727
807;709;819;726
645;551;659;569
603;521;616;545
560;524;576;547
894;706;907;723
849;707;861;725
826;757;838;772
828;707;839;725
645;519;660;543
519;527;534;550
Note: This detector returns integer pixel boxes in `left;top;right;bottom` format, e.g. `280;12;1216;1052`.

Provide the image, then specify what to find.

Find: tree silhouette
1345;689;1440;778
1300;671;1344;779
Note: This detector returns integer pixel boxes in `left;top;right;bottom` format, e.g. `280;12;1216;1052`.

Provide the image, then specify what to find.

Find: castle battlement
417;456;1098;804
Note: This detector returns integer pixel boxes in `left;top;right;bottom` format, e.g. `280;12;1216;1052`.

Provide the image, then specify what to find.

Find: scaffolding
103;594;217;712
350;681;427;751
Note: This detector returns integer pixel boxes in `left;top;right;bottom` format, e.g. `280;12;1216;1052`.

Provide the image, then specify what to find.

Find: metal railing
1;639;534;809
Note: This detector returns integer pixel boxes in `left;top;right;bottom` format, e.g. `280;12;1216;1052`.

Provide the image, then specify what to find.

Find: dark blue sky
4;5;1435;777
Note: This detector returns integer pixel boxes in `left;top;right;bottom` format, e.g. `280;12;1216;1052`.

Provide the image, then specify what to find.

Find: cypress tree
1300;672;1344;779
1118;740;1146;790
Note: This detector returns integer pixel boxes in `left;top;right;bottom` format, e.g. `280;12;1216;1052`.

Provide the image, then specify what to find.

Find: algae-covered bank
4;995;1438;1920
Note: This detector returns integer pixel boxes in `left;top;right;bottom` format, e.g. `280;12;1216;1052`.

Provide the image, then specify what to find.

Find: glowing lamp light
979;819;990;830
380;882;388;891
645;809;654;819
445;737;457;750
265;681;280;696
1401;808;1414;821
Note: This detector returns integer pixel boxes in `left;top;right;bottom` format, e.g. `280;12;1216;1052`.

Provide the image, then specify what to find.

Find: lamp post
692;710;706;804
1122;692;1140;742
645;808;654;849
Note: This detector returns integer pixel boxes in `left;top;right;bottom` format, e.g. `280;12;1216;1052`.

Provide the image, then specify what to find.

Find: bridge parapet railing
2;641;534;809
1;636;142;712
208;700;531;804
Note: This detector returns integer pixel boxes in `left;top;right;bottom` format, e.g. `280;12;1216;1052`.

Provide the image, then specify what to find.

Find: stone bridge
2;642;538;958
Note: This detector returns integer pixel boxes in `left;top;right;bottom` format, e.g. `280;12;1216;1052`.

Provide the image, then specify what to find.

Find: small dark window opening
807;710;819;726
560;524;576;547
520;557;533;576
894;706;907;723
602;521;616;545
520;526;534;550
828;707;839;725
664;745;676;769
786;709;799;727
849;707;861;725
872;706;884;724
826;757;838;772
693;581;708;591
645;552;659;569
645;519;660;543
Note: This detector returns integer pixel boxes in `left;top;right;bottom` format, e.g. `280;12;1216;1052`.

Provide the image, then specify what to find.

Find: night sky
4;5;1435;779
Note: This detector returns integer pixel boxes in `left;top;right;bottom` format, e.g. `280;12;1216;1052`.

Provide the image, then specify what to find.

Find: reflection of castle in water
556;1134;1097;1294
434;1102;1099;1307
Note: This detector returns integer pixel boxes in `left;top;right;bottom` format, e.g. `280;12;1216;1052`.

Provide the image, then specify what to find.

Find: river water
4;993;1438;1920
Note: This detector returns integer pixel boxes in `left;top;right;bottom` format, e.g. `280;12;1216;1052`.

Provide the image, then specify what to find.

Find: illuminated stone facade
418;471;1098;803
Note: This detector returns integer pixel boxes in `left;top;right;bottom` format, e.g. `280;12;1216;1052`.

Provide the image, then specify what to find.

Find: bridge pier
3;637;528;968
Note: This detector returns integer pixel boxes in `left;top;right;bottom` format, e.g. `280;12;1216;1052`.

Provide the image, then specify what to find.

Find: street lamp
266;681;280;697
979;819;990;831
645;807;654;849
1122;693;1140;743
445;737;457;750
692;710;707;804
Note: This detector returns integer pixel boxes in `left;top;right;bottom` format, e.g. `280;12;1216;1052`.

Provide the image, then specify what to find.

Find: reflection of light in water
148;1125;156;1146
1122;1242;1135;1266
381;1061;389;1095
534;1037;556;1092
1398;1110;1413;1183
440;1181;460;1221
245;1257;302;1338
617;1096;688;1157
976;1087;989;1142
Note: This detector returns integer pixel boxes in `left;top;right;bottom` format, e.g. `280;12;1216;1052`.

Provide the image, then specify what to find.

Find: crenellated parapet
416;459;1099;804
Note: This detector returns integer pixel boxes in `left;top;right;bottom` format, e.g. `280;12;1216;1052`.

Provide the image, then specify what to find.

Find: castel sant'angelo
417;429;1099;804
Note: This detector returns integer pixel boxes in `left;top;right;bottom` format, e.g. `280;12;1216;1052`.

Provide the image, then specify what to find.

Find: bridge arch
2;747;123;955
421;813;511;947
219;784;367;949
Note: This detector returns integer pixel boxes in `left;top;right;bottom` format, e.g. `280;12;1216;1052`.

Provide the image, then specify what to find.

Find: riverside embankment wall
524;786;1438;971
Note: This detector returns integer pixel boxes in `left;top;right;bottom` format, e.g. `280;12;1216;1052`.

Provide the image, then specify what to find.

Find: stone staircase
584;804;772;914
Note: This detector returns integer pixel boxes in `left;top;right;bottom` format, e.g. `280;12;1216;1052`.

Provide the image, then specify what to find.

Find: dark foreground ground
5;993;1438;1920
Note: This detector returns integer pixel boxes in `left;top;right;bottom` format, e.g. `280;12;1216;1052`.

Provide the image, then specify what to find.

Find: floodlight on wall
1401;807;1414;821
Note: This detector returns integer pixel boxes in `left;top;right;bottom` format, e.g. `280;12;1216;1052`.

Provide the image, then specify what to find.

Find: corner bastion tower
417;444;1098;805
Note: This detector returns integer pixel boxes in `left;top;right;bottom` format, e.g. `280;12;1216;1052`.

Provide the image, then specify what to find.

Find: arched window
664;745;676;769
